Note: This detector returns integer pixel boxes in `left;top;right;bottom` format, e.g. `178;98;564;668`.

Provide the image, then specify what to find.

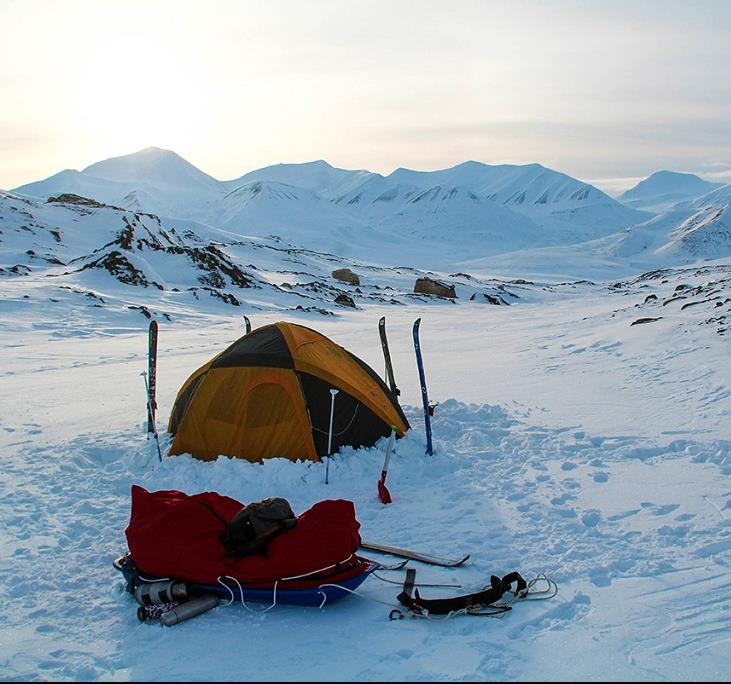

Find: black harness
395;568;527;617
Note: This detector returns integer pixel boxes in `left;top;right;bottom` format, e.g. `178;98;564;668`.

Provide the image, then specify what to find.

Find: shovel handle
382;426;396;472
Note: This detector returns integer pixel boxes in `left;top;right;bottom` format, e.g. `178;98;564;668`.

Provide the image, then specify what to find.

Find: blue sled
114;554;375;608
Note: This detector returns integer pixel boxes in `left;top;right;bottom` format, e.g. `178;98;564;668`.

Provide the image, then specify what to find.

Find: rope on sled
217;576;280;614
217;553;359;613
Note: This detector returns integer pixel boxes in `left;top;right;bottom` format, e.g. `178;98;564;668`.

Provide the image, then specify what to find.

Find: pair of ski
378;316;433;456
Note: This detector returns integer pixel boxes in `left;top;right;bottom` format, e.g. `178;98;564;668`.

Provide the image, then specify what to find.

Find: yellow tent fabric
168;322;409;463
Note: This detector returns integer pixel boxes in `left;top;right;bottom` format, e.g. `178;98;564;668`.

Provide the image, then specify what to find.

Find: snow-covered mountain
13;150;650;252
388;160;601;206
619;170;723;213
374;184;544;251
383;161;650;241
600;180;731;267
213;180;363;237
688;181;731;209
23;148;731;280
225;159;377;200
12;169;138;208
14;148;226;221
332;175;420;217
82;147;222;195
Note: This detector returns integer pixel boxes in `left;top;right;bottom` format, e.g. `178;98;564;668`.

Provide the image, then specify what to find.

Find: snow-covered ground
1;272;730;680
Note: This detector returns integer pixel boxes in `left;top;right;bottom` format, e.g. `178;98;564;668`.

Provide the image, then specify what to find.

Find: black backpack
223;497;298;557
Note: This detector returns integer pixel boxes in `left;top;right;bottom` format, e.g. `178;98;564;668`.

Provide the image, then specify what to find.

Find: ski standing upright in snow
378;316;400;397
412;318;433;455
147;320;158;434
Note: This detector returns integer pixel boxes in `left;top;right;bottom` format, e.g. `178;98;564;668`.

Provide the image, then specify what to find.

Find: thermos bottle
134;580;188;606
160;594;220;626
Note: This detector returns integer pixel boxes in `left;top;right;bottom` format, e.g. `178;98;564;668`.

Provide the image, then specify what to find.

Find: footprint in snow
640;502;681;516
607;509;640;521
652;504;681;516
581;509;602;527
592;471;610;483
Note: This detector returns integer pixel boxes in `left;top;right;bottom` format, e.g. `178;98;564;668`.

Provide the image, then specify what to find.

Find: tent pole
325;389;339;484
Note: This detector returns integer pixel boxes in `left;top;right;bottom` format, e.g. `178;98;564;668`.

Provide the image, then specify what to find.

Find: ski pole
325;388;339;484
141;371;163;462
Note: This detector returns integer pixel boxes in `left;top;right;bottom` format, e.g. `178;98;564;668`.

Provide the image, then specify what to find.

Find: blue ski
412;318;433;455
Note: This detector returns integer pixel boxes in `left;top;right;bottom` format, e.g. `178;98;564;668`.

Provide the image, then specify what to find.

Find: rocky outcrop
414;277;456;299
335;293;356;308
47;194;116;209
631;317;662;326
470;292;508;305
332;268;360;286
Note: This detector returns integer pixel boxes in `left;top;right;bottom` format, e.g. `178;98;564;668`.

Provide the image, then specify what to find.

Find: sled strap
397;570;526;616
396;568;417;604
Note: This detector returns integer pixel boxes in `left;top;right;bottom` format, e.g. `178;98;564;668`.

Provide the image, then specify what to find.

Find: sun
66;34;211;157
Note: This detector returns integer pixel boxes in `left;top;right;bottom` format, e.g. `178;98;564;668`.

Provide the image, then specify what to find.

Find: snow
620;171;723;213
2;277;731;681
2;152;731;681
226;160;377;200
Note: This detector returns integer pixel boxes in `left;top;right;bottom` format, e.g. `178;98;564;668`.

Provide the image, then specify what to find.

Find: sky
1;0;730;194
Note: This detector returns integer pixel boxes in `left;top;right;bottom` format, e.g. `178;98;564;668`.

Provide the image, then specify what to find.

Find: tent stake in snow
141;371;163;462
325;388;339;484
377;426;397;504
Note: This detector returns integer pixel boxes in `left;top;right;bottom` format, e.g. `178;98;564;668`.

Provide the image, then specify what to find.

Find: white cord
216;554;363;613
216;577;236;606
218;575;279;613
316;583;400;610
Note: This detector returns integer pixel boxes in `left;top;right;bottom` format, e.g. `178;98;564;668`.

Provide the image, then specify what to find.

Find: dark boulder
335;293;356;308
414;277;456;299
332;268;360;286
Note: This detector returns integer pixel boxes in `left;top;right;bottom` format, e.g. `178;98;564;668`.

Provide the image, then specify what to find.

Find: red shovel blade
377;472;392;504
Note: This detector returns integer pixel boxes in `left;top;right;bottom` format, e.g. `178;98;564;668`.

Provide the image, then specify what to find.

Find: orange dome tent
168;321;409;462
